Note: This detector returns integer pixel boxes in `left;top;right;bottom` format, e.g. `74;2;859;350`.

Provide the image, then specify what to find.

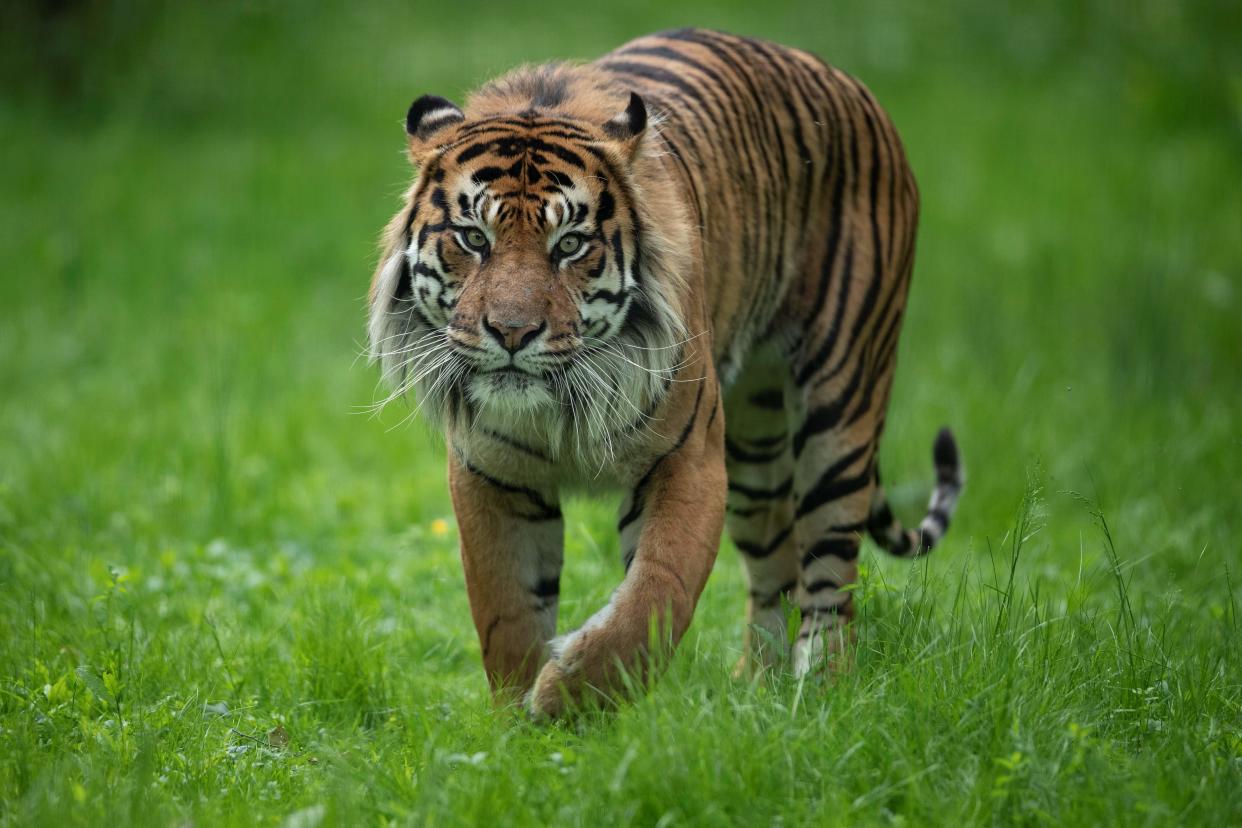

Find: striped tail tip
933;426;959;475
867;427;964;557
917;426;963;553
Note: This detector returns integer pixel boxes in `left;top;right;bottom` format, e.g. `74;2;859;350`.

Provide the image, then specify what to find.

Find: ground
1;1;1239;825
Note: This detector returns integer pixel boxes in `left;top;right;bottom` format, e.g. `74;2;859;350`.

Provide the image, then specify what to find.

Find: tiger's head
369;72;691;458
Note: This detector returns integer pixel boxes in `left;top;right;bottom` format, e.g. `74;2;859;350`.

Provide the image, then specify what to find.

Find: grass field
2;1;1240;824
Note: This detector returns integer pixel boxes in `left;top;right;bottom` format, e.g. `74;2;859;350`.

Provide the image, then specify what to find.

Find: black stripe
580;141;662;294
471;166;505;184
393;259;412;302
753;578;797;609
461;457;561;521
728;477;792;502
596;189;616;223
800;537;860;568
793;350;867;458
796;602;848;622
925;507;950;532
545;169;573;188
795;467;871;520
734;524;793;559
617;380;706;532
479;429;550;462
584;286;627;305
843;341;882;429
795;444;871;519
796;239;853;388
736;433;786;450
603;230;624;281
799;85;849;371
867;502;895;534
706;384;721;430
825;519;868;535
411;262;446;282
526;137;586;169
725;437;784;465
748;389;784;410
454;141;492;165
531;578;560;599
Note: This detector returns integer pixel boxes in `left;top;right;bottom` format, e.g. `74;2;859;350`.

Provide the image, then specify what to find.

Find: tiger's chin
466;369;556;414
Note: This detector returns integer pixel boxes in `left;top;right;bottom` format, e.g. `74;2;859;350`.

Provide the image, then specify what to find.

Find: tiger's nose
482;315;545;353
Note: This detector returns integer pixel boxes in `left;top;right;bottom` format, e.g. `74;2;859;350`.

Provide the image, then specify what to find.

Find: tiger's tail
867;427;964;557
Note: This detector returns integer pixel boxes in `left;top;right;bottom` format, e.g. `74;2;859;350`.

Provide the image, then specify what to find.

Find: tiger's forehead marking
443;116;608;195
438;117;612;232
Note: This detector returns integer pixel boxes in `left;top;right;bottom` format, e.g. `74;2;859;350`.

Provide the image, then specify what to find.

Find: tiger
368;28;963;719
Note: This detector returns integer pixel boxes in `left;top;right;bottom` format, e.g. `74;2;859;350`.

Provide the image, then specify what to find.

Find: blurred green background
1;1;1240;825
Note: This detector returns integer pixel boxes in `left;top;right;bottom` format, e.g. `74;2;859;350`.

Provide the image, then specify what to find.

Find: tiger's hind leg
723;345;800;673
785;227;914;674
783;98;921;673
785;365;885;676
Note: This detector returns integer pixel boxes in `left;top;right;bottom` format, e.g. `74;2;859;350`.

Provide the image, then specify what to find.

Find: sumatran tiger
368;28;963;718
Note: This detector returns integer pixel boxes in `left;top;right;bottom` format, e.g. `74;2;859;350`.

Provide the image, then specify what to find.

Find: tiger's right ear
405;95;464;159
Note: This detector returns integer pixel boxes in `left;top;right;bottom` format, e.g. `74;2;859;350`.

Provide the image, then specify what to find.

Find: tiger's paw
525;657;571;720
524;595;678;719
791;622;855;678
524;625;630;720
524;632;592;720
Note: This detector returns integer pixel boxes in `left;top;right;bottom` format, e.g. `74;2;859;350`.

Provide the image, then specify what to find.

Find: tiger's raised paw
524;657;572;720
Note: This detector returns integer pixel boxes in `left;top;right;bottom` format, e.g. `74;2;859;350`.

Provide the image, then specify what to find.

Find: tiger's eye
557;234;582;256
464;228;488;251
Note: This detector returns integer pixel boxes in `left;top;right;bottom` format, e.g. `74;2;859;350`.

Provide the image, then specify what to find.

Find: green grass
2;1;1240;825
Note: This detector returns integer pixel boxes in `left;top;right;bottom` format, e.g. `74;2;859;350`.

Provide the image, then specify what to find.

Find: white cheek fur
367;251;408;368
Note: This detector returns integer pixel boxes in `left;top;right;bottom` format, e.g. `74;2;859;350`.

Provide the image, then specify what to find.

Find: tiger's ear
405;94;464;160
602;92;648;160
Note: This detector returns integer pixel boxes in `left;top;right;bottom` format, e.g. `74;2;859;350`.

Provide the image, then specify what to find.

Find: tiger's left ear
603;92;648;160
405;94;465;161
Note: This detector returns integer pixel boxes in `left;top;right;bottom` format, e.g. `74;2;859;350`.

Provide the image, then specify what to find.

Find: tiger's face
370;93;687;455
406;141;632;411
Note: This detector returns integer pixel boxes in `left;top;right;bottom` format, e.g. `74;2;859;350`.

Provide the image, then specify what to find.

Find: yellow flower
430;518;449;537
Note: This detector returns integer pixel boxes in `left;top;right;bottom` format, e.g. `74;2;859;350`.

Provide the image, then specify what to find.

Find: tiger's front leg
448;452;564;705
526;384;727;719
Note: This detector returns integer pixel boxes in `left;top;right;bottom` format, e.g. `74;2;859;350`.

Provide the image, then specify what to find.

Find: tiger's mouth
467;364;555;411
482;365;542;384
